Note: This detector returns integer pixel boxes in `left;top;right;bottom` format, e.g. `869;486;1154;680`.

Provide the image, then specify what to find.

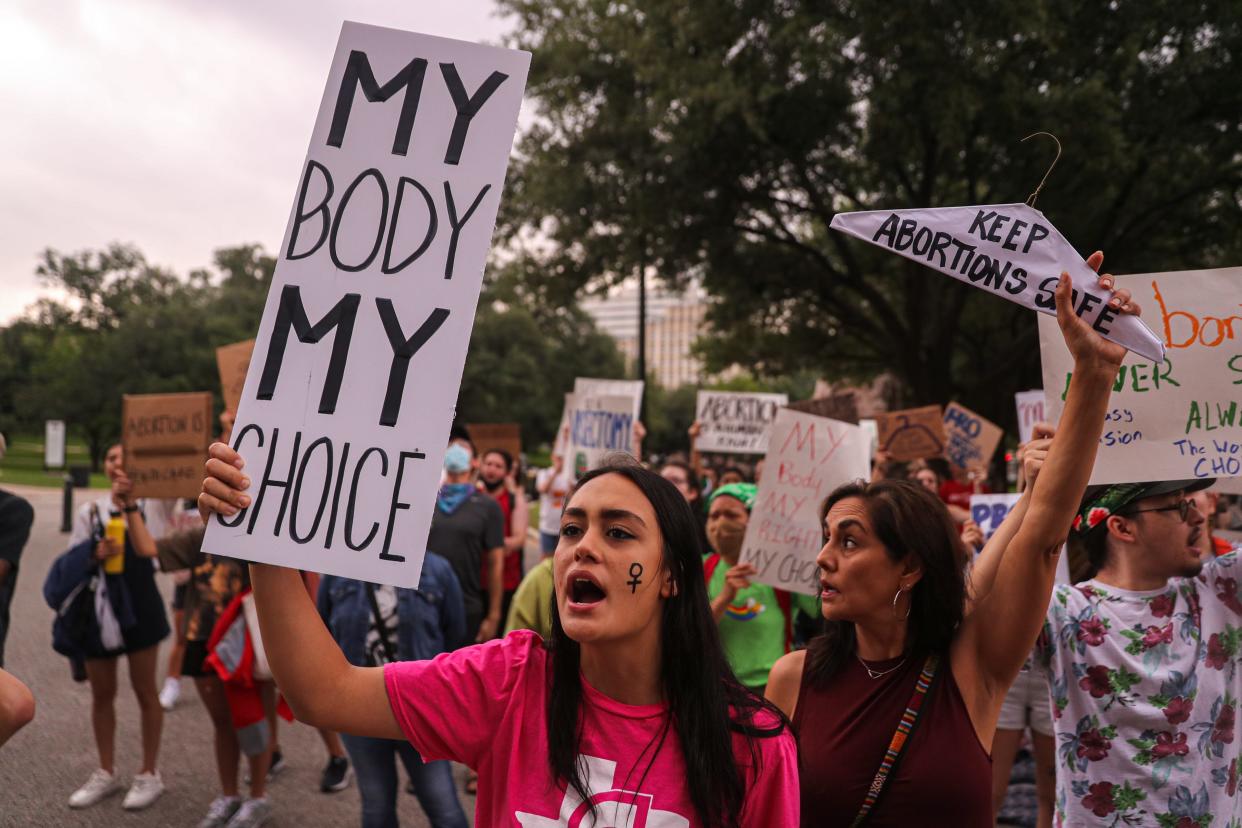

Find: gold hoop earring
892;587;912;621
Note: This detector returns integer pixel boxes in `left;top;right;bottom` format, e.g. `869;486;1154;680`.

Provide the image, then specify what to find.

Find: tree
497;0;1242;431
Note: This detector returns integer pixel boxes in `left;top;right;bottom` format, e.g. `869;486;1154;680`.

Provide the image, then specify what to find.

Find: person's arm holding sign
112;469;157;558
199;444;402;739
954;254;1139;714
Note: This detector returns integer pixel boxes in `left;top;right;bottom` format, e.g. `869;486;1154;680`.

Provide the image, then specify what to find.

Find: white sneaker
225;797;272;828
198;795;242;828
159;677;182;710
68;768;122;808
122;771;165;810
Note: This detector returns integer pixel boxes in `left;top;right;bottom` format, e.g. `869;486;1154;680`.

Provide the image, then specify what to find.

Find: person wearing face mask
704;484;819;694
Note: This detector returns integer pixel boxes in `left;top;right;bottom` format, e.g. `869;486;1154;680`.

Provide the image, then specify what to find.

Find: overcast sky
0;0;513;322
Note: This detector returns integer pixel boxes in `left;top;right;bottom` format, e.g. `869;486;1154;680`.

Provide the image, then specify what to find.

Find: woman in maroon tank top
766;260;1144;826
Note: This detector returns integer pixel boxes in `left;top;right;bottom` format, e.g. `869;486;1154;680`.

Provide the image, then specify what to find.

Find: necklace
856;653;907;680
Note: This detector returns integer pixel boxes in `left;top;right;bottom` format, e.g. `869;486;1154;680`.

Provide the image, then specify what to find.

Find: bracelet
122;504;139;514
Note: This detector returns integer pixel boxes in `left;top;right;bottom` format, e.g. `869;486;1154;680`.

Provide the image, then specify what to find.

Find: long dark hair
806;478;968;685
546;460;786;827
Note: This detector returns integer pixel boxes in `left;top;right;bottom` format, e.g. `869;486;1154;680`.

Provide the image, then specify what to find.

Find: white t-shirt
69;495;177;547
535;467;573;536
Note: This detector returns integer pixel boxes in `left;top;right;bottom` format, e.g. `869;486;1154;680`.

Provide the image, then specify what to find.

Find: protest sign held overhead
876;405;946;462
573;377;644;423
740;409;870;595
1015;390;1046;445
831;204;1165;364
694;391;788;454
216;339;255;413
123;392;213;499
970;493;1022;542
466;423;521;463
568;395;636;477
942;402;1003;474
1039;267;1242;485
786;393;860;425
203;23;530;587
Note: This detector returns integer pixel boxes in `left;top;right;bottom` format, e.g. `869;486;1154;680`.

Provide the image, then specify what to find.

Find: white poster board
568;395;636;477
694;391;788;454
740;409;871;595
203;23;529;587
44;420;66;469
831;203;1165;363
970;493;1022;541
1015;390;1046;445
1039;267;1242;486
573;377;643;423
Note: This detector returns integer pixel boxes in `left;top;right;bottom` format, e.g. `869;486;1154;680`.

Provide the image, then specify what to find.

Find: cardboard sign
969;493;1022;541
1039;267;1242;485
568;395;636;477
1015;390;1046;445
876;405;946;462
216;339;256;413
831;203;1165;363
740;409;871;595
123;393;213;499
573;378;643;423
786;393;860;425
943;402;1003;473
694;391;788;454
467;423;521;463
203;24;529;587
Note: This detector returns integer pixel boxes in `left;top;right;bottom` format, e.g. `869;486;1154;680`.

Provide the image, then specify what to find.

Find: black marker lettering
328;51;428;156
257;285;360;415
376;299;451;427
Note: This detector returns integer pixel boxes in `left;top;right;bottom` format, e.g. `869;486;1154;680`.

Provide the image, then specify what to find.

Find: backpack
703;553;793;652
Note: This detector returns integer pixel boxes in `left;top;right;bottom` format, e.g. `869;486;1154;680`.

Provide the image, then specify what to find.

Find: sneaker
319;756;352;793
243;749;284;785
198;795;242;828
68;768;122;808
225;797;272;828
122;771;165;810
159;677;182;711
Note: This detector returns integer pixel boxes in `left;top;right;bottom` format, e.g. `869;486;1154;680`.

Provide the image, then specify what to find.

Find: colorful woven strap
849;652;941;828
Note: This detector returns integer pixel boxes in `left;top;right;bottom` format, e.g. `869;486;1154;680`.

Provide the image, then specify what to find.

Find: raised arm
956;255;1137;695
198;442;402;739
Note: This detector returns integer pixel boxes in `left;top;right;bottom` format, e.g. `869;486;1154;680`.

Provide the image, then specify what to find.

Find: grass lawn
0;434;110;489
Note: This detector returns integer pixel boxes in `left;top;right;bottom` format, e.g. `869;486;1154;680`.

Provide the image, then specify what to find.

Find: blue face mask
444;443;473;474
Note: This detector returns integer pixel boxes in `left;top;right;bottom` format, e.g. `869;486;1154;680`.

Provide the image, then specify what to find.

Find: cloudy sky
0;0;513;322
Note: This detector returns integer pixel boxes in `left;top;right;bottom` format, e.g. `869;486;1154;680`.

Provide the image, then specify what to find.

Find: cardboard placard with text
202;23;530;587
123;392;213;499
1039;267;1242;485
740;409;871;595
568;395;636;477
786;393;860;425
943;402;1003;473
876;405;946;462
694;391;788;454
467;423;522;464
573;378;644;423
216;339;256;414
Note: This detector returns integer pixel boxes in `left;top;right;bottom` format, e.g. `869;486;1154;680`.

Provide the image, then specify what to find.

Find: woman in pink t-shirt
200;455;798;827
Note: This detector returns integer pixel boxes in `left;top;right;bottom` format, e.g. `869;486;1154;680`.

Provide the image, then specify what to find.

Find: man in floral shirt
1037;477;1237;827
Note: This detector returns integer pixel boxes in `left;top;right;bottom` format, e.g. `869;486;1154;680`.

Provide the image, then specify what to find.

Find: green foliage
498;0;1242;433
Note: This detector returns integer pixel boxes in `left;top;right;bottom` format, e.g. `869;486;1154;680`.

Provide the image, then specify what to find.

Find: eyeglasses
1123;499;1200;523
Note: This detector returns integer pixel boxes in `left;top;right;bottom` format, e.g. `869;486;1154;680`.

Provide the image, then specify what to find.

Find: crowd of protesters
2;260;1242;827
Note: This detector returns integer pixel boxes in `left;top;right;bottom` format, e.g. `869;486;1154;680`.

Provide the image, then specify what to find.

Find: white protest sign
574;377;644;423
1015;390;1046;445
831;203;1165;363
1038;267;1242;485
694;391;788;454
44;420;66;469
568;395;636;477
970;493;1022;541
859;418;879;456
203;23;529;587
740;409;870;595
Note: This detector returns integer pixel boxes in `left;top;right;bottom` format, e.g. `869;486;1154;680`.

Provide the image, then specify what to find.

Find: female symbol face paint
627;562;644;593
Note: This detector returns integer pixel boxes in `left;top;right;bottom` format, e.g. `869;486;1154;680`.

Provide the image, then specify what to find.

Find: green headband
709;482;757;512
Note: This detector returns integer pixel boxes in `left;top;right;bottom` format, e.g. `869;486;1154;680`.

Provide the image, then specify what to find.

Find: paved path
0;484;475;827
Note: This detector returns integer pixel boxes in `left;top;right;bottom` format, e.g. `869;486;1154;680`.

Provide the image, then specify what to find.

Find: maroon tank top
793;651;992;827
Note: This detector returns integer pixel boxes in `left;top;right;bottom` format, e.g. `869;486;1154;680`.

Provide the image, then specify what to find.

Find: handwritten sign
573;378;643;423
1015;390;1046;445
694;391;788;454
740;409;871;595
568;395;636;477
1038;267;1242;485
467;423;521;463
786;393;860;425
216;339;256;413
943;402;1003;473
203;24;529;587
876;405;946;462
831;203;1165;363
123;392;213;499
970;493;1022;541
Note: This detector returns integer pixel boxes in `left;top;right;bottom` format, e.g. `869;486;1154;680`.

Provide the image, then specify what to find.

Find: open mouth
820;581;840;599
569;576;607;605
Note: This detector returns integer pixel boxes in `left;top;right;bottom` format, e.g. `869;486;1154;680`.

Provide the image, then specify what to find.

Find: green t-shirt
505;556;555;640
706;558;820;689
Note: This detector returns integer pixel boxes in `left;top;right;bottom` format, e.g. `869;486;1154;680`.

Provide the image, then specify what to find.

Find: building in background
581;281;707;388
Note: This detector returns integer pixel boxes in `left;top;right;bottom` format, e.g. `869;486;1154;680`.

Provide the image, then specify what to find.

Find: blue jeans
340;733;468;828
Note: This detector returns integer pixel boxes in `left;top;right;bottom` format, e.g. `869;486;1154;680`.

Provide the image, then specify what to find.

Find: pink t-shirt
384;630;799;827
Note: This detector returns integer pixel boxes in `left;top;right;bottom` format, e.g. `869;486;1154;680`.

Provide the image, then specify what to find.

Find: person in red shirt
477;449;528;635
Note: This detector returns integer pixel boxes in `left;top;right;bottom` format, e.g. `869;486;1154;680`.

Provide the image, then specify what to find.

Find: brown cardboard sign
786;392;860;425
876;405;946;462
215;339;255;414
467;423;522;465
943;402;1004;473
122;392;213;499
